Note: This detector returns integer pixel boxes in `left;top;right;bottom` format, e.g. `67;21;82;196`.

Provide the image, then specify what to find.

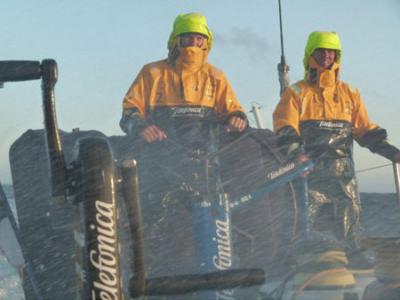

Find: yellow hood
167;13;213;51
303;31;342;78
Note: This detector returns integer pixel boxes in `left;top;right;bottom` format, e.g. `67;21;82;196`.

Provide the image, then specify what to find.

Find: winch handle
0;61;42;84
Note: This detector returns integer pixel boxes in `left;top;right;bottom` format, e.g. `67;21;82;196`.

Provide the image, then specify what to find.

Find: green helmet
303;31;342;70
167;12;213;50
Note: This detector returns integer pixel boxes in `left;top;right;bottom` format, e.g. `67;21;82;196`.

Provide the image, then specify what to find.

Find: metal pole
250;105;265;129
277;0;290;96
392;162;400;206
278;0;285;60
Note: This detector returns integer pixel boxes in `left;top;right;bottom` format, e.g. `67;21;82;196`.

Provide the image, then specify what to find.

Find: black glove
276;126;304;157
120;108;152;138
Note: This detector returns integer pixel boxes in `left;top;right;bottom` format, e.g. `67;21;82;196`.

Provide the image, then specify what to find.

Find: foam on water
0;252;24;300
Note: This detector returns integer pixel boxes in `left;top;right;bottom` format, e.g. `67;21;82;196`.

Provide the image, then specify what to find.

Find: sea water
0;185;24;300
0;253;23;300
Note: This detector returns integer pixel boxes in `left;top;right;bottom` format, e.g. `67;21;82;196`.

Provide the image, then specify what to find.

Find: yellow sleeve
351;88;378;140
213;71;245;117
273;87;301;134
122;66;148;119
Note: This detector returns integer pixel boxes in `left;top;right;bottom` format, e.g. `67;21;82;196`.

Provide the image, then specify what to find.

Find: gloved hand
140;125;167;143
276;126;304;157
226;115;247;133
286;141;312;177
297;152;312;177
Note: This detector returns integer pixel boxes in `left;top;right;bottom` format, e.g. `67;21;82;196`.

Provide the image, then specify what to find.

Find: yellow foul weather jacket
274;58;376;140
273;58;397;161
120;59;246;148
121;58;244;124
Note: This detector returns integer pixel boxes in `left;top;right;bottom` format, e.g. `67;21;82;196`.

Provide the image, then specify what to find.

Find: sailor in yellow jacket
119;13;248;280
273;31;400;288
120;13;247;143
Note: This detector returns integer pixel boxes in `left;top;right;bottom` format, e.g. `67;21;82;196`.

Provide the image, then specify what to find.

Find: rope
266;251;350;300
290;268;349;300
356;163;392;174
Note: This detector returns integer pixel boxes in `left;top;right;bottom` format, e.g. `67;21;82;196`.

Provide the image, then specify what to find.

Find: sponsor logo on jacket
171;107;207;117
319;121;345;129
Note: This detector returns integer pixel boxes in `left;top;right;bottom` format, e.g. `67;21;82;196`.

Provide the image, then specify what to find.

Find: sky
0;0;400;192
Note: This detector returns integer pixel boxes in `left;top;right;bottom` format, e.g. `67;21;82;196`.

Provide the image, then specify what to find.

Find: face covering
175;46;208;72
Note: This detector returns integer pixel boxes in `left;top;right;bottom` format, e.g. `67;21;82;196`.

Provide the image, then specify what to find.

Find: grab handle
0;60;41;84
